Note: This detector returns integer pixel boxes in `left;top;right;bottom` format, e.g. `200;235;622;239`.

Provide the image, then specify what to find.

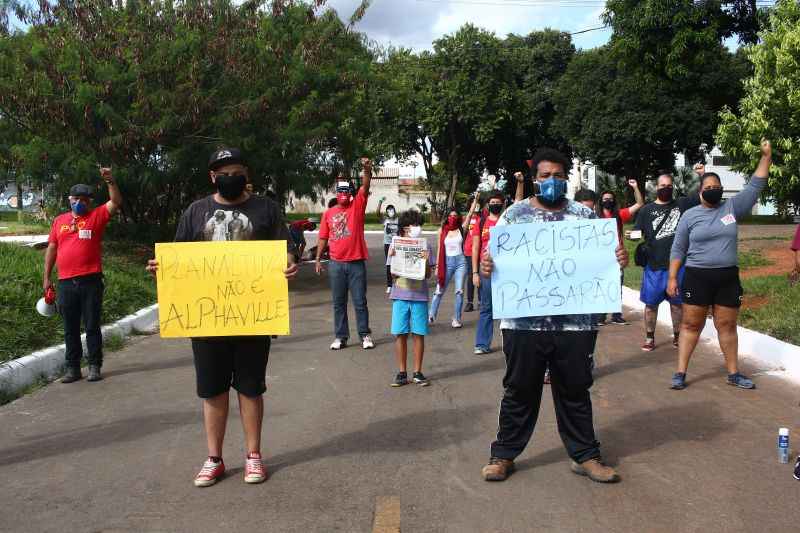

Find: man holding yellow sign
147;148;297;488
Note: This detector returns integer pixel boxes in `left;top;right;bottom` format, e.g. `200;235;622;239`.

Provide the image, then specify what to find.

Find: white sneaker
362;336;375;350
385;286;391;294
451;319;462;328
330;338;346;350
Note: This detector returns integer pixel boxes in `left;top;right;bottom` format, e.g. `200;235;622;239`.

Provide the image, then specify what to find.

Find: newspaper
390;237;428;281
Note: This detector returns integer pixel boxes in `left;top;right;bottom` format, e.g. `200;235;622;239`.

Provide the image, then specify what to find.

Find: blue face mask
71;201;89;216
536;177;567;205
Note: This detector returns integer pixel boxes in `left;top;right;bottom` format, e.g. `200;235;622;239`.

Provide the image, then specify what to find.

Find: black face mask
657;186;674;202
488;203;503;215
702;188;723;205
601;199;615;210
216;174;247;200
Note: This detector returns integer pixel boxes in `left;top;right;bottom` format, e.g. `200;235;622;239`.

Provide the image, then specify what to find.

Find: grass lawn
622;233;800;346
0;220;50;236
0;241;156;363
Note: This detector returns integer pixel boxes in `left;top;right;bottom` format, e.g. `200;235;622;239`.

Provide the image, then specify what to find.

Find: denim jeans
429;254;467;322
58;273;104;369
475;275;494;349
465;255;476;305
328;259;370;341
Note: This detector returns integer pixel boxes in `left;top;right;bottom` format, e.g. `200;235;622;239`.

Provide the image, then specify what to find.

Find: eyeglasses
214;172;247;179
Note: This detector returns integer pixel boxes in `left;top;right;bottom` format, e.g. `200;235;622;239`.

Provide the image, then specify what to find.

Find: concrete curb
621;287;800;384
0;303;159;396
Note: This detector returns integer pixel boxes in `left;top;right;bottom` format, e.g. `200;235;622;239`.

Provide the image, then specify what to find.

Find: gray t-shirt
497;199;598;332
670;176;766;269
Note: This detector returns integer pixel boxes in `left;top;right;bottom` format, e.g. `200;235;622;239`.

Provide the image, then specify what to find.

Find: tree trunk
15;175;23;222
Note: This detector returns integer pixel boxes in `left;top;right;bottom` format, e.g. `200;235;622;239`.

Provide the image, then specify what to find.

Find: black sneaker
464;303;474;312
610;316;628;325
61;367;82;383
87;365;103;382
793;455;800;481
412;372;430;387
390;372;408;387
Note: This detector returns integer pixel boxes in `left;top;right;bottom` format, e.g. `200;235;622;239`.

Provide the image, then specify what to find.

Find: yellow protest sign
155;241;290;338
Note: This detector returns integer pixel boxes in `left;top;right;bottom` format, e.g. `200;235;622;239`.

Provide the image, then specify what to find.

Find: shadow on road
0;410;199;467
267;405;492;475
515;401;724;471
102;353;193;379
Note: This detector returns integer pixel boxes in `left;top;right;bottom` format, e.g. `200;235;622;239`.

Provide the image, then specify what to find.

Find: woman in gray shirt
666;140;772;390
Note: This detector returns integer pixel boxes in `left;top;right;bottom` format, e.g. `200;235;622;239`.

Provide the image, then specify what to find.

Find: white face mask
386;209;396;218
408;225;422;238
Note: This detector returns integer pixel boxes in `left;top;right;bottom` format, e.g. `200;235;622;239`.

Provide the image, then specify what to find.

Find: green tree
554;45;748;185
486;29;575;176
425;25;514;208
603;0;769;79
0;0;376;224
717;0;800;214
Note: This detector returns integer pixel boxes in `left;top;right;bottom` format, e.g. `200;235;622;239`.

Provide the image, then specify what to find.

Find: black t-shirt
634;195;700;270
174;194;295;255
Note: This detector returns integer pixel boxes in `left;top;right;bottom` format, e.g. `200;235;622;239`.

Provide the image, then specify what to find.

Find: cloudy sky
325;0;612;51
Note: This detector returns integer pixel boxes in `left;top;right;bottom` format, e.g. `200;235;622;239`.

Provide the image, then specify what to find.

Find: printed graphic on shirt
60;219;87;234
202;209;254;241
330;211;351;241
653;208;681;240
721;214;736;226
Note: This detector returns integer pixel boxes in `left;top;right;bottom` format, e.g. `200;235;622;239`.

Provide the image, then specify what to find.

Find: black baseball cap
68;184;94;198
208;147;245;171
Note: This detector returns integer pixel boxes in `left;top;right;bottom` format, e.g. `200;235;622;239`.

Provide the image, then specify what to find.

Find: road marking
372;495;400;533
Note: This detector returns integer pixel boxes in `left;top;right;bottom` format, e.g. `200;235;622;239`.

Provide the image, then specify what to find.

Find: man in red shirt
43;169;122;383
316;158;374;350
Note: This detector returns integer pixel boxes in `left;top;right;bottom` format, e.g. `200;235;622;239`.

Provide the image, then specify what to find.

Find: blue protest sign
489;219;621;319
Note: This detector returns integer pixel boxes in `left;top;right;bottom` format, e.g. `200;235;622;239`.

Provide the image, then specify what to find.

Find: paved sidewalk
1;236;798;532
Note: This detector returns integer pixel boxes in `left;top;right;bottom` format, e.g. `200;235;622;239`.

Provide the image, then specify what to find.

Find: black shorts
191;336;271;398
682;266;743;308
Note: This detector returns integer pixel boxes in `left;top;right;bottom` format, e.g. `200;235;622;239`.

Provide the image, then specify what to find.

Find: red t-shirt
470;215;498;259
48;204;112;280
319;187;369;261
463;214;480;257
602;207;630;243
791;224;800;252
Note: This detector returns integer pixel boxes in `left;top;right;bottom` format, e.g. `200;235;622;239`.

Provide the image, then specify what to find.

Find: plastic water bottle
778;428;790;464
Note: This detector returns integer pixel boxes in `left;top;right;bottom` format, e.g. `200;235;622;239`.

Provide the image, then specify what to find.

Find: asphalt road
1;235;798;533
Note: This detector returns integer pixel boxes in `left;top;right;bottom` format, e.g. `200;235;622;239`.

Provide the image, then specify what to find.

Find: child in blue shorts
387;210;435;387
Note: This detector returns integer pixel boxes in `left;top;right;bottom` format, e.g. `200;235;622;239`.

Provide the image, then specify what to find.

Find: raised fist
100;167;113;183
514;171;525;183
760;139;772;159
627;178;638;189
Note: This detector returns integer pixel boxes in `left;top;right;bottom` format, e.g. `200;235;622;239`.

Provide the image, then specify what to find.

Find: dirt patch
740;294;770;311
740;246;795;279
738;224;795;252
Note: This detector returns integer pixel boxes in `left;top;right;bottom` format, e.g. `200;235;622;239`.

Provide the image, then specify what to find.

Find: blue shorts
391;300;429;336
640;266;685;306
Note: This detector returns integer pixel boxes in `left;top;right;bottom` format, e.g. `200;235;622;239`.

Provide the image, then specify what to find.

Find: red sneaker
244;452;267;484
641;339;655;352
194;458;225;487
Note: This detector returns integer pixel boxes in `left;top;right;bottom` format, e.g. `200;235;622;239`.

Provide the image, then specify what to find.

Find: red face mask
446;215;461;229
336;193;351;207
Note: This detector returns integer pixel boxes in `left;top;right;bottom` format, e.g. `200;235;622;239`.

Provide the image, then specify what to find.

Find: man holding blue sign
479;148;628;484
